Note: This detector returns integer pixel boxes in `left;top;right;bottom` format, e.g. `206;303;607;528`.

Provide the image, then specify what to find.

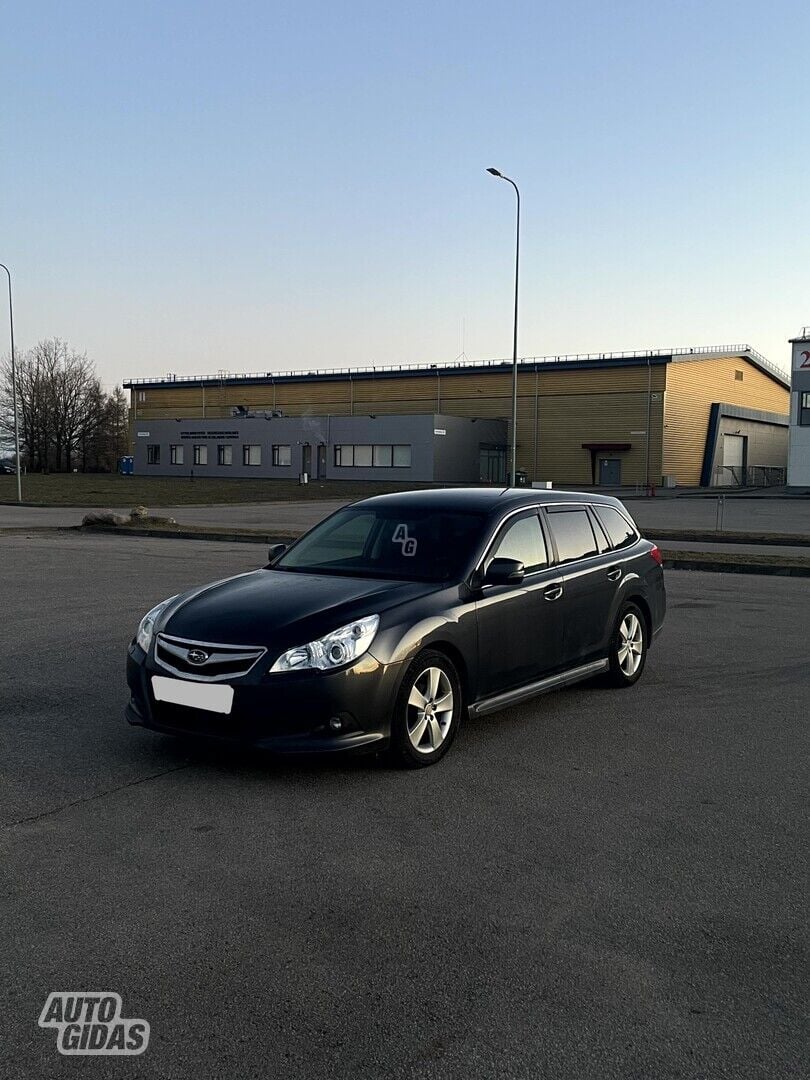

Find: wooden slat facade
129;354;787;485
662;357;790;485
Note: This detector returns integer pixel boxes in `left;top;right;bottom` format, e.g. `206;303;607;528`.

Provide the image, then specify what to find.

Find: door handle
544;584;563;601
607;568;622;582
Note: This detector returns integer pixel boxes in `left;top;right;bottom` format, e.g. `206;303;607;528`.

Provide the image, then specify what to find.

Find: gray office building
131;413;508;484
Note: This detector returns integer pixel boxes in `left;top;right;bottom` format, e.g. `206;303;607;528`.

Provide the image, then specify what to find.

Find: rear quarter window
595;506;639;551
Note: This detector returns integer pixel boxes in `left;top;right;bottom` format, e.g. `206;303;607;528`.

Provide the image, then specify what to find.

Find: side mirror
267;543;287;564
484;557;525;585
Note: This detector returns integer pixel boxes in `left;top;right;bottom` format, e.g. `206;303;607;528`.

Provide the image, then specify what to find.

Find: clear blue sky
2;0;808;390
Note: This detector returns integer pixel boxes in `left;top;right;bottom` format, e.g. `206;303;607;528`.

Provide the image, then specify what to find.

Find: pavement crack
2;763;192;830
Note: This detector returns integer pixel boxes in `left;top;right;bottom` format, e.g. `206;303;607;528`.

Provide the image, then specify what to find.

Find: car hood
160;568;439;650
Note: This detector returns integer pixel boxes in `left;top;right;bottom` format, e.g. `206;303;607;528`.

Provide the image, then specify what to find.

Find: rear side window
547;508;598;564
595;506;638;551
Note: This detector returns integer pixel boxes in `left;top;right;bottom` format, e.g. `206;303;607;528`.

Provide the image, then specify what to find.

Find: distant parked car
126;488;666;767
0;461;15;474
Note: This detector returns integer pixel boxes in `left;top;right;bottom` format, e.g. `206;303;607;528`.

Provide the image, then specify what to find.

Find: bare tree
0;339;129;472
0;344;55;471
48;342;98;471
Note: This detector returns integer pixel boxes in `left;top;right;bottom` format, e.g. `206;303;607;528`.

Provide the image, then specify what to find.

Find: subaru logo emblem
187;649;209;665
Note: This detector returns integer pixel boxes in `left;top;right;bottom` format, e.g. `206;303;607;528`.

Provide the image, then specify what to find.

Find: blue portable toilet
118;456;134;475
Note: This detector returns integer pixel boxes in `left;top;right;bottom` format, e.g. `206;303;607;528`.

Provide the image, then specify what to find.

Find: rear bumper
126;644;402;754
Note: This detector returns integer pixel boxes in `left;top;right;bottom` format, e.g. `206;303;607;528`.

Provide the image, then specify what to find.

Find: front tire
606;603;648;687
389;650;462;768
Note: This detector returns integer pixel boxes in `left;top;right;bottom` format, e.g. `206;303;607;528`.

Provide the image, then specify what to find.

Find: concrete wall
131;417;327;479
432;415;508;482
323;414;435;482
130;413;503;483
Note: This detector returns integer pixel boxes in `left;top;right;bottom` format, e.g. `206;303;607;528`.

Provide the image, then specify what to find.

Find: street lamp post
487;167;520;487
0;263;22;503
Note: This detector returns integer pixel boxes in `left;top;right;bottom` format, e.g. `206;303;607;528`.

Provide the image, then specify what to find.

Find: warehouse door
722;434;747;486
317;444;327;479
598;458;621;486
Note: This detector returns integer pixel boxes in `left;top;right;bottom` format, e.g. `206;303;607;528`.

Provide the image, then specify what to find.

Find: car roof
354;487;627;516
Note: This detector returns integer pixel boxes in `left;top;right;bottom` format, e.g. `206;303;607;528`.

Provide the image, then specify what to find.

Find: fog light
328;716;343;732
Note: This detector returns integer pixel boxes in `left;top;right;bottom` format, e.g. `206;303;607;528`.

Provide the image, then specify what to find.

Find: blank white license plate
151;676;234;715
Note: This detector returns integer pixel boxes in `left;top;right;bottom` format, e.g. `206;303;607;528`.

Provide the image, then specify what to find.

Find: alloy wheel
618;612;644;676
406;666;454;754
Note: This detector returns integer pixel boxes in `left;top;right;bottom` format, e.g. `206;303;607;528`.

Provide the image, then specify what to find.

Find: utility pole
486;168;521;486
0;263;22;502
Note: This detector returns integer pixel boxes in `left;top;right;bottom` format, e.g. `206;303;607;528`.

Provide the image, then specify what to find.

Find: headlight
269;614;380;673
136;596;178;653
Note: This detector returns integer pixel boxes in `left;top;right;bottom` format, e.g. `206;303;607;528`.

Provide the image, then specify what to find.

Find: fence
711;466;786;488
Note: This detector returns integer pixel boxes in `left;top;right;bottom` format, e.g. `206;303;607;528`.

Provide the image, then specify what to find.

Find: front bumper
126;643;402;754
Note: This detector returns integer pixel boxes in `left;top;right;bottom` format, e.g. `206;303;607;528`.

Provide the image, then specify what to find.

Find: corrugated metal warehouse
125;344;790;487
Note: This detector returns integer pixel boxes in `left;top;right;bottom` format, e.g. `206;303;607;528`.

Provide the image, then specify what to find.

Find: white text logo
38;992;150;1055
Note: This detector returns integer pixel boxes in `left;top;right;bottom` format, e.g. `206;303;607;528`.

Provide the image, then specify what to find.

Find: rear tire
605;602;648;687
389;650;462;768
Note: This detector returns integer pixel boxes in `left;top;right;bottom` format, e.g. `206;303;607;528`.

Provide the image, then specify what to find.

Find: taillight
650;544;663;566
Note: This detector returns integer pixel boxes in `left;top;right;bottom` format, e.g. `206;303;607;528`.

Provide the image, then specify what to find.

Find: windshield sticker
392;524;417;556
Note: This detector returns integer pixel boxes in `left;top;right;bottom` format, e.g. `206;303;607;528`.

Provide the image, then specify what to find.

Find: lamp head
486;167;502;177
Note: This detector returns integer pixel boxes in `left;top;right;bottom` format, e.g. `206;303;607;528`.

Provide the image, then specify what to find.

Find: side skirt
468;658;609;718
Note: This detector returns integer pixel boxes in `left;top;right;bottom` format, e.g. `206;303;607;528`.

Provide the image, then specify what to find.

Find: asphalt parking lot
1;533;806;1079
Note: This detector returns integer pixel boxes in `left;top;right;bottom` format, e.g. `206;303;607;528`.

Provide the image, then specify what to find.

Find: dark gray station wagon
127;488;666;767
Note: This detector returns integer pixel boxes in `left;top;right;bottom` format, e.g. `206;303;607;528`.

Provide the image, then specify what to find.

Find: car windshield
274;506;487;582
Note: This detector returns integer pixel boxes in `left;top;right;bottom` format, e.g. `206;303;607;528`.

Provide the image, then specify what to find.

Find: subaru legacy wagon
127;488;665;767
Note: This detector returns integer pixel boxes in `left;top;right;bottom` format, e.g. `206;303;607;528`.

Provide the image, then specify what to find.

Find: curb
652;529;810;548
79;525;295;545
660;561;810;578
661;554;810;578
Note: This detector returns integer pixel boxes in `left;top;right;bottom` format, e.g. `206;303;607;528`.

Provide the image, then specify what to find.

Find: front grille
155;633;266;682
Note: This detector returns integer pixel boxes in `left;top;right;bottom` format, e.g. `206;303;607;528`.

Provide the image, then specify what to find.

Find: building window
137;391;146;403
334;443;412;468
243;444;261;466
735;370;744;381
147;445;160;465
800;392;810;426
193;445;208;465
217;445;232;466
170;444;184;465
272;444;292;466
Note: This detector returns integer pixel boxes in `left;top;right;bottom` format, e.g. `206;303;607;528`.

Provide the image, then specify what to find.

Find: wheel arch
624;593;652;639
414;639;470;707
